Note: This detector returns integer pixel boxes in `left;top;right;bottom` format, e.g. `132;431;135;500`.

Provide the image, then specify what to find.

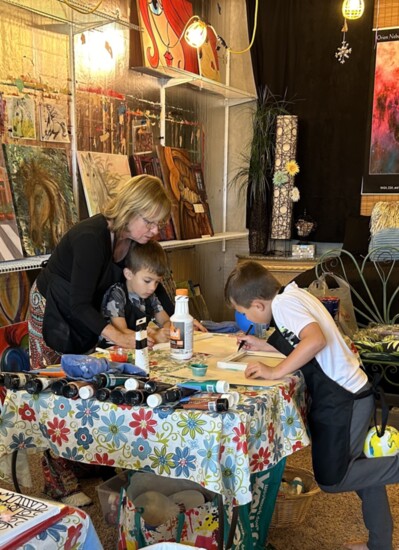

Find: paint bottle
79;384;97;400
4;372;31;390
50;378;69;396
124;389;151;406
181;397;229;412
177;379;230;393
135;317;149;374
109;387;128;405
96;387;112;402
170;289;193;360
93;373;132;389
62;381;93;400
180;392;236;408
25;377;52;395
143;380;174;394
124;377;146;391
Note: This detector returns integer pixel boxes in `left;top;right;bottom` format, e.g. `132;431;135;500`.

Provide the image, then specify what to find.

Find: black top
37;214;122;336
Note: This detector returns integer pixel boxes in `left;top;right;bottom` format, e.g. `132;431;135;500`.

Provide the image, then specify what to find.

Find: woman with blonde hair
28;174;171;505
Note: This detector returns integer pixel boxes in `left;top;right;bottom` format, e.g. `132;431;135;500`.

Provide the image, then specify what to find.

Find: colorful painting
0;321;29;373
3;145;77;256
131;153;176;241
363;31;399;194
7;96;36;140
130;0;220;81
156;145;214;240
77;151;131;216
0;271;30;326
0;148;23;261
39;101;70;143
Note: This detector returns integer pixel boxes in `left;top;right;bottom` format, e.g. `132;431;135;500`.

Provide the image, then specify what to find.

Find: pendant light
342;0;365;20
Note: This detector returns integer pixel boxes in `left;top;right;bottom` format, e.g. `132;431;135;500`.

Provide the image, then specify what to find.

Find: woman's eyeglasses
141;215;167;230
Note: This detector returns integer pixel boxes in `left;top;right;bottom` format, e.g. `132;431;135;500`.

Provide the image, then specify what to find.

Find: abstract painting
0;147;23;261
130;0;220;81
39;101;70;143
77;151;131;216
7;96;36;140
156;145;214;240
3;145;77;256
0;321;29;373
363;31;399;193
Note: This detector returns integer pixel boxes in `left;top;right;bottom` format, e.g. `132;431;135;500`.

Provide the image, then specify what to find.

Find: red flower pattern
129;408;157;439
268;422;275;444
250;446;271;471
232;423;248;454
47;417;70;446
19;403;36;422
92;452;115;466
65;523;83;550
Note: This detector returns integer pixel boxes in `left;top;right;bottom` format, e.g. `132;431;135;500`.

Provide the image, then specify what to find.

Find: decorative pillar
270;115;298;240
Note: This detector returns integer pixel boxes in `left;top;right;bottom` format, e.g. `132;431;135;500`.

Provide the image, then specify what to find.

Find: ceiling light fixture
342;0;365;20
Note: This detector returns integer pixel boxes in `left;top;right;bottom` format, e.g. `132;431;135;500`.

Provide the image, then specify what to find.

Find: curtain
245;0;375;242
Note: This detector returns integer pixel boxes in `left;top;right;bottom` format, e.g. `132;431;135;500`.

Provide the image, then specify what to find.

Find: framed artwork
156;145;214;240
6;96;36;140
77;151;132;216
0;148;23;261
0;271;30;326
39;101;69;143
132;120;154;154
3;144;77;256
131;153;176;241
363;30;399;194
130;0;220;82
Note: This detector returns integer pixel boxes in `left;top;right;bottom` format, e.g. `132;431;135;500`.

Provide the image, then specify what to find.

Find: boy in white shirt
225;260;398;550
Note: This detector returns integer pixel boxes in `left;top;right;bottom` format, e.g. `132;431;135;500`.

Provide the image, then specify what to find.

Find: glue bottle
170;288;193;360
135;316;149;374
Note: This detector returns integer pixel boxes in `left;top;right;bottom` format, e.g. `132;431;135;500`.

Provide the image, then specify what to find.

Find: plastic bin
96;471;129;525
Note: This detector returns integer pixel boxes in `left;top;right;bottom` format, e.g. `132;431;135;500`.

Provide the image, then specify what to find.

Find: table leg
11;449;22;493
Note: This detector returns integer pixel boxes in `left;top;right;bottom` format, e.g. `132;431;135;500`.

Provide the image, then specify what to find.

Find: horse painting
3;144;77;256
39;103;69;143
10;97;36;140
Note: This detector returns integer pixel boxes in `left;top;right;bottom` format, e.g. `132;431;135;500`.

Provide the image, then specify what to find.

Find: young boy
103;240;171;346
225;260;399;550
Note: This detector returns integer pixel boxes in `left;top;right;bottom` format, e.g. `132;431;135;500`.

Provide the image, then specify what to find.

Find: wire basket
270;466;320;528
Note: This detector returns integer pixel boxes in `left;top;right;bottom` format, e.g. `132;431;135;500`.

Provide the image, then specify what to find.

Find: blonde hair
102;175;171;236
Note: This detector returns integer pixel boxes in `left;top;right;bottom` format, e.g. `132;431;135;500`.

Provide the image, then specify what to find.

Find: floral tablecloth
7;505;101;550
0;348;309;507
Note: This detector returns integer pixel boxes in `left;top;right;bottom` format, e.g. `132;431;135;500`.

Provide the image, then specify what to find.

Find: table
0;335;309;507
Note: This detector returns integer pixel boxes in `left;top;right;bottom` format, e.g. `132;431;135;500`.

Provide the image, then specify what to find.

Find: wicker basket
270;466;320;528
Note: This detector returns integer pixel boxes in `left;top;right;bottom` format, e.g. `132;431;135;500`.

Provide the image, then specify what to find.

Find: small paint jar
190;363;208;377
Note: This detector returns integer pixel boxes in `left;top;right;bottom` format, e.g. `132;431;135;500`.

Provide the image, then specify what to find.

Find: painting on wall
6;96;36;140
130;0;220;81
0;271;30;326
3;144;77;256
77;151;132;216
156;145;214;240
131;153;176;241
0;148;23;261
363;30;399;194
39;101;70;143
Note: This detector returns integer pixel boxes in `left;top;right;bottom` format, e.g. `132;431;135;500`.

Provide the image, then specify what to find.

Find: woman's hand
193;319;208;333
148;326;170;344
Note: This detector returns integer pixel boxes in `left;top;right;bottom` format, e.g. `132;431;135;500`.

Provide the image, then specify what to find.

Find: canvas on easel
156;145;214;240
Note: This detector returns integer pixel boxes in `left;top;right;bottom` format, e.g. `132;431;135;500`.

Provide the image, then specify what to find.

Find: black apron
123;283;152;331
268;325;378;486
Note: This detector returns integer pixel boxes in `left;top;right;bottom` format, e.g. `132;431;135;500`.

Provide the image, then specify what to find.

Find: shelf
1;0;139;33
132;66;257;106
161;232;248;250
0;255;49;274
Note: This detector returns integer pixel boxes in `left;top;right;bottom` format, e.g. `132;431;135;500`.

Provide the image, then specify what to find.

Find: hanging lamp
342;0;365;20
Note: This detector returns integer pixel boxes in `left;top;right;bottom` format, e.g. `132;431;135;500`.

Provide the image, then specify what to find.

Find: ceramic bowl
190;363;208;377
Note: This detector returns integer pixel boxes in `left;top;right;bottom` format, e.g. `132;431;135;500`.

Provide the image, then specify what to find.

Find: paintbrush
237;324;254;352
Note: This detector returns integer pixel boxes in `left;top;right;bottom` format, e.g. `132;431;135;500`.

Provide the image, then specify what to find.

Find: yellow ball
363;425;399;458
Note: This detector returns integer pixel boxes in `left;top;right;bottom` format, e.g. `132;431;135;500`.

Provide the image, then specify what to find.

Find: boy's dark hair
225;261;281;307
125;240;168;277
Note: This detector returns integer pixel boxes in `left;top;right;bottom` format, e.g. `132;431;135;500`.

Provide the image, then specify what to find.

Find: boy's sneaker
61;491;92;507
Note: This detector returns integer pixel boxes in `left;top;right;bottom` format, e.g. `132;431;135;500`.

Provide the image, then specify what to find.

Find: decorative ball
363;425;399;458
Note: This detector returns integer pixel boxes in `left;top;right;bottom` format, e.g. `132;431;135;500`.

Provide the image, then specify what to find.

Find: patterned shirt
102;282;163;326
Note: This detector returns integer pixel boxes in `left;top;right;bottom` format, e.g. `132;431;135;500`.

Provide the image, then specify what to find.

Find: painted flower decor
273;160;300;202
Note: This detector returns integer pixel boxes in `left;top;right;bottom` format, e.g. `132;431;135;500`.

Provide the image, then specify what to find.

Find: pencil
237;324;254;352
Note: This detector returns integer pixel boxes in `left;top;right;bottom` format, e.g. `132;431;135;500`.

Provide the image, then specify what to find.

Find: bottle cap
147;393;163;408
221;394;235;408
228;391;240;407
124;378;139;391
176;289;188;296
215;380;229;393
215;398;229;412
79;385;95;399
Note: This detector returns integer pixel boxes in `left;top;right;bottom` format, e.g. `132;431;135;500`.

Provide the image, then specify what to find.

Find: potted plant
230;86;290;255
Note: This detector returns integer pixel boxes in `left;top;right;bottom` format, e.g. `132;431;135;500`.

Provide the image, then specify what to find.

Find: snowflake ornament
335;40;352;64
